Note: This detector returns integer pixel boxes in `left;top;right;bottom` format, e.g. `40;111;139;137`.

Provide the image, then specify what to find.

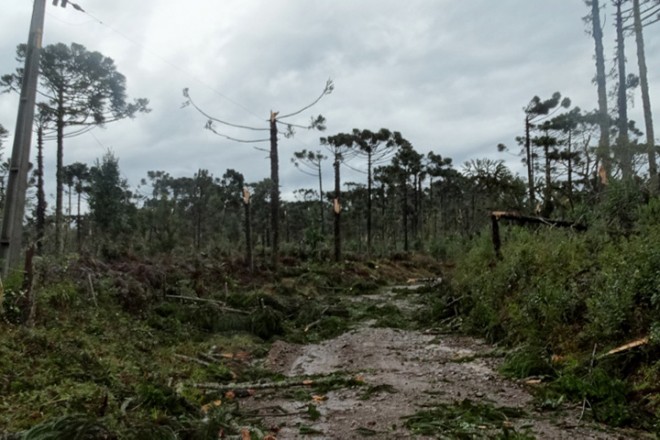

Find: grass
0;255;443;437
0;292;263;437
403;399;533;439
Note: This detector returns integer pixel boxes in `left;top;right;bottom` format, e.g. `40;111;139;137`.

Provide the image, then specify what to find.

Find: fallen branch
304;306;329;333
165;295;249;315
490;211;588;230
406;277;443;285
603;337;649;357
198;352;223;364
578;343;598;425
87;273;98;308
174;354;212;367
194;374;362;393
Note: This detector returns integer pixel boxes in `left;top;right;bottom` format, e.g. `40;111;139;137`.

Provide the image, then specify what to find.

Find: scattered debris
603;337;649;357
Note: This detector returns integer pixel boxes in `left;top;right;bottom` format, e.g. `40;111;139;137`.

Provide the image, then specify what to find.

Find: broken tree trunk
490;211;587;259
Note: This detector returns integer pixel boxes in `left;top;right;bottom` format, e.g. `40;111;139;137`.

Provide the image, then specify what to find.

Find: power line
88;129;108;151
57;2;266;123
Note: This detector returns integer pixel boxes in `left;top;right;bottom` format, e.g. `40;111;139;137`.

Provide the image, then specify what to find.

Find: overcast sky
1;1;658;203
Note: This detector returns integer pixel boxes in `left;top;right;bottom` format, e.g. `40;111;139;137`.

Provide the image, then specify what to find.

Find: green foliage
500;346;555;380
429;234;468;261
360;303;409;329
449;223;658;350
136;382;191;414
539;367;634;426
41;281;80;309
403;399;532;439
23;415;111;440
596;180;647;235
88;151;134;238
250;306;285;340
1;271;27;324
441;195;660;428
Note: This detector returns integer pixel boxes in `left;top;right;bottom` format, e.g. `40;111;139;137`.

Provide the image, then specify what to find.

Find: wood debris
604;337;649;356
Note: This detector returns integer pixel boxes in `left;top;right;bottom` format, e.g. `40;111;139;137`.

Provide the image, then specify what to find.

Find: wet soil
245;288;650;439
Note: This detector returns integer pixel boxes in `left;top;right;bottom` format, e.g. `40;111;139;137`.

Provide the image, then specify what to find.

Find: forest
0;0;659;439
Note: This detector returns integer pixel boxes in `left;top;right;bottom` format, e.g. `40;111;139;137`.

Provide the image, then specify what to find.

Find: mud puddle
244;288;648;439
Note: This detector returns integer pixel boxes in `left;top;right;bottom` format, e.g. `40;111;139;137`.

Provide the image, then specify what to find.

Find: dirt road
244;287;648;439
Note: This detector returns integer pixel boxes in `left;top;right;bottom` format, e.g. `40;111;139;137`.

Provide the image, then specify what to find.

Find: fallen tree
490;211;587;259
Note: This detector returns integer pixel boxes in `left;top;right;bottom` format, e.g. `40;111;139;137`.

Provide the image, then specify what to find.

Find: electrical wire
59;2;266;124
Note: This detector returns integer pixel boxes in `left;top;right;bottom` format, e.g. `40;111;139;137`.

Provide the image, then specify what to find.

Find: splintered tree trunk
333;157;341;262
412;173;418;239
36;126;45;255
380;183;387;248
616;0;631;179
544;141;551;207
430;178;438;240
269;112;280;268
76;189;82;251
195;181;204;251
633;0;657;189
63;184;72;252
417;175;423;241
402;177;409;252
591;0;611;178
366;150;373;257
568;130;574;209
244;200;253;272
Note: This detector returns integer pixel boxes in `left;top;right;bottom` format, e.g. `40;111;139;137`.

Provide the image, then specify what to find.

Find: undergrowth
403;399;533;439
0;255;441;438
428;192;660;429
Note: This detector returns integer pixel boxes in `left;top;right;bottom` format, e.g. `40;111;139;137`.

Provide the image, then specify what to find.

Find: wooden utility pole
0;0;47;277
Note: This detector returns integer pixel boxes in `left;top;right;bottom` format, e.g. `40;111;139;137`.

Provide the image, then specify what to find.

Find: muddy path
243;287;649;439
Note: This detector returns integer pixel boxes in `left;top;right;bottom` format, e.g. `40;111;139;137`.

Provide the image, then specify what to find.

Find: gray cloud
0;1;658;206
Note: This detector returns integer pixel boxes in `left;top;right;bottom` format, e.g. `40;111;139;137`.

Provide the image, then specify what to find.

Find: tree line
0;0;658;267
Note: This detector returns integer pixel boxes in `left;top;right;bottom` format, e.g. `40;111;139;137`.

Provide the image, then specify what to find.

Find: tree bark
55;90;65;255
633;0;657;189
76;189;82;251
525;116;535;208
568;129;574;209
615;0;631;179
333;156;341;262
544;134;552;214
591;0;612;179
412;173;419;240
36;125;45;255
318;162;324;235
366;150;373;257
402;176;409;252
417;174;423;241
269;112;280;268
244;199;253;272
